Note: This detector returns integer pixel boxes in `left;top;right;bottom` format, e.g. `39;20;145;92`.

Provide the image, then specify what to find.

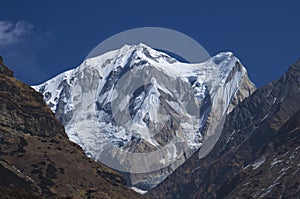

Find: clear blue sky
0;0;299;87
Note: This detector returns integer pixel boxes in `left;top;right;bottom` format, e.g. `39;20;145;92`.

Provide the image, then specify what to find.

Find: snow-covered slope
33;44;255;190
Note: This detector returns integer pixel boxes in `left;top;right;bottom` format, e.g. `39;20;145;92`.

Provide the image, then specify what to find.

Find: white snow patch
130;187;147;194
252;157;266;170
271;158;283;167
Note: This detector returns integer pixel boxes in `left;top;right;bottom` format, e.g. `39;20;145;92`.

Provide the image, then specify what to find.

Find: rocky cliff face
0;62;142;198
0;58;13;77
147;58;300;198
224;109;300;198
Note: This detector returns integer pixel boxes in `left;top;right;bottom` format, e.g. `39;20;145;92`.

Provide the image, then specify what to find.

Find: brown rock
0;64;143;198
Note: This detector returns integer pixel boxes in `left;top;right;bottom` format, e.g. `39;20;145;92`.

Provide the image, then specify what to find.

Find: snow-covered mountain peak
70;43;179;83
33;44;256;190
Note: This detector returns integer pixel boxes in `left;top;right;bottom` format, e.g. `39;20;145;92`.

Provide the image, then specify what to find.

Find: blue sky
0;0;299;87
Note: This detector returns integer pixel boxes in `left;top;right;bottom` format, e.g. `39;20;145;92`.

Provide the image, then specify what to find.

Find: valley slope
0;61;142;198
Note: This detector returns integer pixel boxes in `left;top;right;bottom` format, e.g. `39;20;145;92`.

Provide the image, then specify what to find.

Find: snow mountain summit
33;44;255;190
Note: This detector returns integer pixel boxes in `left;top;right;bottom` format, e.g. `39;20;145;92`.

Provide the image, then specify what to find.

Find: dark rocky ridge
147;58;300;198
0;57;13;77
0;61;143;198
224;109;300;198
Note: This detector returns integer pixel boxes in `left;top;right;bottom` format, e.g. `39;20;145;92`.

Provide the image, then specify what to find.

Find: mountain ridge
0;61;143;198
147;57;300;198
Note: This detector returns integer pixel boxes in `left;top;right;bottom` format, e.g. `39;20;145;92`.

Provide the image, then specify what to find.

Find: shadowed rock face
223;109;300;198
0;63;143;198
0;57;13;77
147;58;300;198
